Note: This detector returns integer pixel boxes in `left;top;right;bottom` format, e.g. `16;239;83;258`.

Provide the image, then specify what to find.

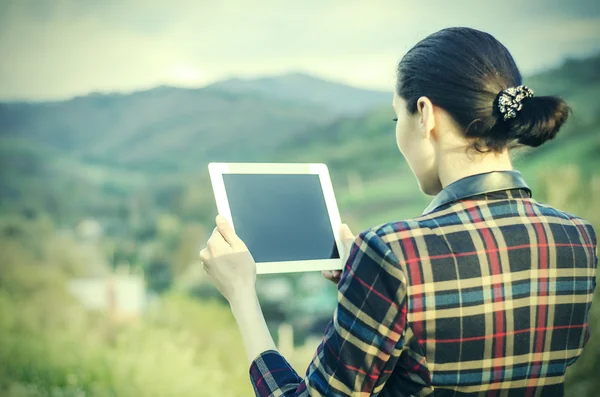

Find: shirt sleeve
249;229;411;396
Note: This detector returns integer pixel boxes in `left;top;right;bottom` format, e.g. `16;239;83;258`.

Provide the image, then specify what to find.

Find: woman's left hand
200;215;257;303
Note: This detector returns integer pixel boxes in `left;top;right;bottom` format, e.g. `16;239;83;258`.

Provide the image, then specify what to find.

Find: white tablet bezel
208;162;345;274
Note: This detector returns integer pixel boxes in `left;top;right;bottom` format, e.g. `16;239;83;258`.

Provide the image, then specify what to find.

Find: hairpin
497;85;534;121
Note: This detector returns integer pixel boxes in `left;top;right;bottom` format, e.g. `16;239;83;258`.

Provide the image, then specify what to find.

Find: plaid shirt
249;171;598;396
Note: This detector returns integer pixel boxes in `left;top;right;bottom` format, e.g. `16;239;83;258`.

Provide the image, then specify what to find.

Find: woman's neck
437;149;514;189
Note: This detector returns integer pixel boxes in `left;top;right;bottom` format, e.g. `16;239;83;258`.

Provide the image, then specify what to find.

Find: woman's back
380;181;597;396
200;26;599;397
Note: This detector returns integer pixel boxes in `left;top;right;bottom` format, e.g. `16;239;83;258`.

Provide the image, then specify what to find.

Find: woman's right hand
322;223;355;285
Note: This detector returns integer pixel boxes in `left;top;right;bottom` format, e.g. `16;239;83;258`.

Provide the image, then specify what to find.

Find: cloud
0;0;599;100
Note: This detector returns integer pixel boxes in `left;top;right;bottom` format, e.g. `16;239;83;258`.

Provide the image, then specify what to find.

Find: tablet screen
222;173;340;263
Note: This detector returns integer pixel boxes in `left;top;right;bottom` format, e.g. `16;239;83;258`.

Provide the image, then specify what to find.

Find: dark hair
396;27;570;152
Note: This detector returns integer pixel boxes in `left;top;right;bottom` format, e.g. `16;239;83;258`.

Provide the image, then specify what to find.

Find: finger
207;225;229;253
340;224;355;241
322;270;338;283
339;224;356;251
206;226;217;243
199;248;210;263
331;270;341;283
215;215;244;248
207;231;219;251
206;228;217;250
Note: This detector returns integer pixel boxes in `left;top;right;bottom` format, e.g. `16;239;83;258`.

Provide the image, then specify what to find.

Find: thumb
216;215;245;249
339;223;355;251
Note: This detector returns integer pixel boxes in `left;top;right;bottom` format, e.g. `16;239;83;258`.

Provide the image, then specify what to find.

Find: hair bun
396;27;571;152
506;95;570;147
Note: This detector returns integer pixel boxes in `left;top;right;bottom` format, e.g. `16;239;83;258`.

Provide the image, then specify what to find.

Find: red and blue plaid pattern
249;188;597;396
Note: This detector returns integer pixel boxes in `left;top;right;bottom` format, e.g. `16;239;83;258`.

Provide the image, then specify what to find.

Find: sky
0;0;599;101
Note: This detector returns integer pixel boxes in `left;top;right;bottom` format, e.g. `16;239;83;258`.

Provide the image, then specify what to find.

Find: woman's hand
322;223;355;285
200;215;257;303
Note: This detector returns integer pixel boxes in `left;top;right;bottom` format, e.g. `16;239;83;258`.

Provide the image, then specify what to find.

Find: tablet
208;163;345;274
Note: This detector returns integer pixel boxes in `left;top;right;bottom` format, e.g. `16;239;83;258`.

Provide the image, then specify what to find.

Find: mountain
204;72;390;116
0;72;390;228
0;73;391;173
0;85;337;172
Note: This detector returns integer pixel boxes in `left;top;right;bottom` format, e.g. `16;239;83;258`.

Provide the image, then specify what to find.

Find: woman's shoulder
529;199;597;243
364;199;597;249
365;207;458;239
364;215;437;245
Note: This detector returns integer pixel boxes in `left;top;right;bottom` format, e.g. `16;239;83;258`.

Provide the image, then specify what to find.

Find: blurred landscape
0;53;599;397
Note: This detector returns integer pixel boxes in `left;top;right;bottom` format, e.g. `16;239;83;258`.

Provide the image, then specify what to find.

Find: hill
0;86;337;173
0;73;390;173
205;72;390;115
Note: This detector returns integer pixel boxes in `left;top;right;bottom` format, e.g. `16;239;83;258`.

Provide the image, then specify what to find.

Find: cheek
396;118;421;167
396;121;437;177
395;120;412;155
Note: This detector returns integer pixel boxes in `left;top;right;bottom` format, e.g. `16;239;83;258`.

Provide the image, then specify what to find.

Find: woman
200;27;597;396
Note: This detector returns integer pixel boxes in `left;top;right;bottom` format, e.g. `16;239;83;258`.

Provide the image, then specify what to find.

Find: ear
416;96;436;141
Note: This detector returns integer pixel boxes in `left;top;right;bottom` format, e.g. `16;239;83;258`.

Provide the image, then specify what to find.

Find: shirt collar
422;170;531;215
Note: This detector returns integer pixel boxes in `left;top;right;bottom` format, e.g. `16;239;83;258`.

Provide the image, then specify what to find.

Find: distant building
76;218;103;241
68;275;146;322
